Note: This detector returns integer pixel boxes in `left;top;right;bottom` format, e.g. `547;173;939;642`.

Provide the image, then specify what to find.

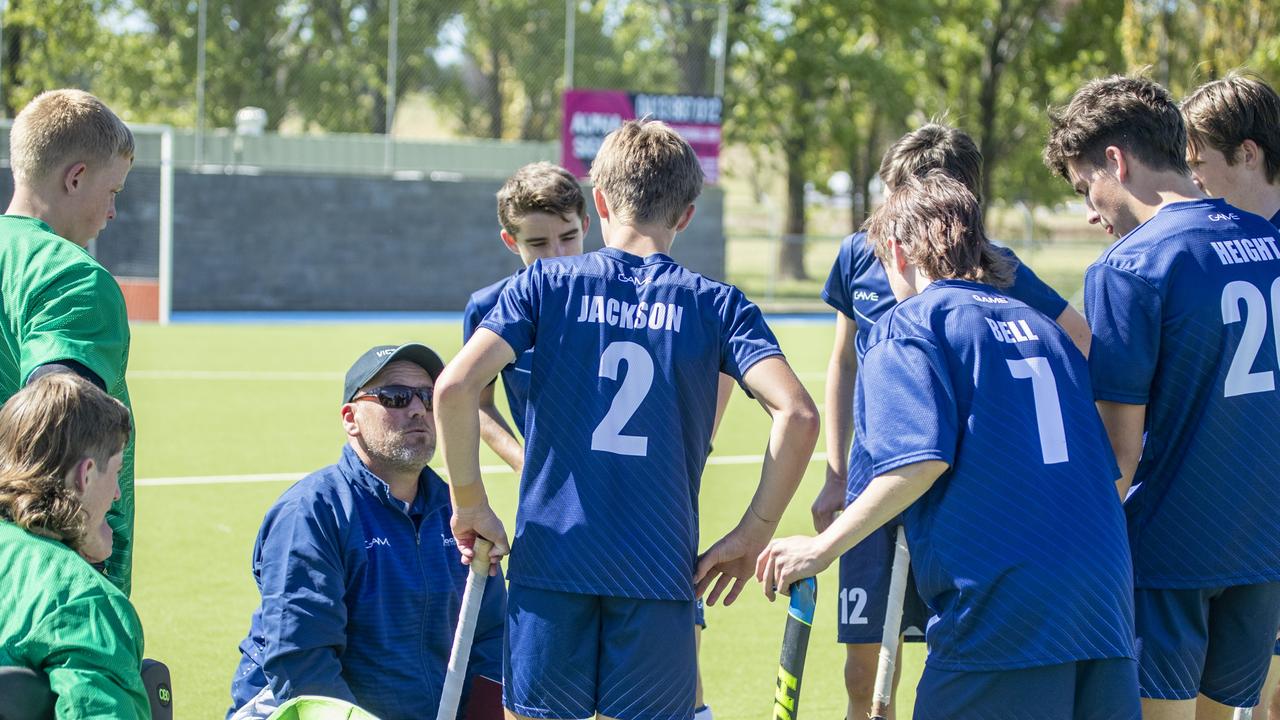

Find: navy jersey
823;232;1071;502
822;232;1069;357
858;280;1134;671
464;272;533;438
1085;199;1280;587
1272;209;1280;228
480;248;782;600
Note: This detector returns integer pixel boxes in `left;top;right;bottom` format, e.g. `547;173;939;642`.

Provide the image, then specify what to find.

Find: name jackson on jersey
576;294;685;333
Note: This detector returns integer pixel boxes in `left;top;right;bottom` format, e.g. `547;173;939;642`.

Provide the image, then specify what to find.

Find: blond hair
10;89;134;185
497;162;587;237
1182;71;1280;184
589;120;702;228
864;171;1014;288
0;374;132;552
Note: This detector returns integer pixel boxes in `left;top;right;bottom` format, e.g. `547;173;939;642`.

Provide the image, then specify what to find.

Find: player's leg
1263;645;1280;720
694;601;711;720
1196;583;1280;718
597;596;696;720
838;524;925;720
503;584;600;720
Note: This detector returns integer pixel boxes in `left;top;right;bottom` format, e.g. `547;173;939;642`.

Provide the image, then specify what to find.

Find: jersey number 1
591;341;654;456
1006;357;1069;465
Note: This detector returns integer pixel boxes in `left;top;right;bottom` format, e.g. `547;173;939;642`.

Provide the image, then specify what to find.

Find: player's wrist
451;481;489;511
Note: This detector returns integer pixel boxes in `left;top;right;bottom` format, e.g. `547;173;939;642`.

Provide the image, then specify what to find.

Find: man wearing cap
226;344;506;720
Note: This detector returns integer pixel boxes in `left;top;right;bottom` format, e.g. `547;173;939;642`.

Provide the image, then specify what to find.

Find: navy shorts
914;658;1140;720
1135;583;1280;706
504;583;696;720
837;523;927;644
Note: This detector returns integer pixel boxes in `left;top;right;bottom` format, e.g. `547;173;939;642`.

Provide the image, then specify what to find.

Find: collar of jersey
927;278;995;294
598;247;675;265
2;215;55;235
338;443;445;516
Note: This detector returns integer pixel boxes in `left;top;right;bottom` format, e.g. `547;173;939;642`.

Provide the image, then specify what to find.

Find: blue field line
170;310;836;325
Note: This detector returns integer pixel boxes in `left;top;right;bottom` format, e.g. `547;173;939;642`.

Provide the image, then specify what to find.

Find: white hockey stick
870;525;911;720
436;538;494;720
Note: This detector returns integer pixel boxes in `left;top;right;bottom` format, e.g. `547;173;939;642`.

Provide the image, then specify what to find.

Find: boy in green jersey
0;89;136;594
0;373;148;718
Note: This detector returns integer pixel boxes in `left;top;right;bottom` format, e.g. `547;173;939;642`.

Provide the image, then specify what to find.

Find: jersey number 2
591;341;654;456
1006;357;1069;464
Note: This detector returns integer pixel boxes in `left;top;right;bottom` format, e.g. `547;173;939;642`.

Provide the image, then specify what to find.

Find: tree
1;0;112;116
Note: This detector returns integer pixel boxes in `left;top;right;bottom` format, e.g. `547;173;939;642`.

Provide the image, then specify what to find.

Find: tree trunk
778;132;808;280
3;0;22;117
485;40;504;138
854;106;882;231
673;2;715;95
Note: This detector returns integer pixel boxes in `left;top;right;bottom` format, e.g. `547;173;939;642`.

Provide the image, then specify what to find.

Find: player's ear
1105;146;1127;183
579;213;591;237
65;456;94;494
63;162;88;195
592;186;611;222
1240;139;1261;170
673;204;696;232
891;239;910;274
499;230;520;254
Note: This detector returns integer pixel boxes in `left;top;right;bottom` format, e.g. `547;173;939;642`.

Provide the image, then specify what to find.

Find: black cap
343;343;446;403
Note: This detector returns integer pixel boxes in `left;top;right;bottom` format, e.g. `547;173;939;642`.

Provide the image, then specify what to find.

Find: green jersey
0;215;134;595
0;521;149;718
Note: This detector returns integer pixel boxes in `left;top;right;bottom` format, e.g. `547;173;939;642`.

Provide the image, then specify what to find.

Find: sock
694;705;713;720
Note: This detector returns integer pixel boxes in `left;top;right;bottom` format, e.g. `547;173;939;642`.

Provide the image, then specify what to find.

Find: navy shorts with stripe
914;658;1140;720
837;523;927;644
504;583;696;720
1135;583;1280;706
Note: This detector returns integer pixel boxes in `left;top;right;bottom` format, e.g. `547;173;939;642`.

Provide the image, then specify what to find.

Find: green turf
130;320;925;718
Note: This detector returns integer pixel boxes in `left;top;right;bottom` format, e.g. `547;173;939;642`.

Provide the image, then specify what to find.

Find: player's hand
811;470;845;532
694;523;771;607
451;504;509;576
755;535;831;602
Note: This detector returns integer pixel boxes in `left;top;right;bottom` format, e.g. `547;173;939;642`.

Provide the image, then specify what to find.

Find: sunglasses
353;385;434;410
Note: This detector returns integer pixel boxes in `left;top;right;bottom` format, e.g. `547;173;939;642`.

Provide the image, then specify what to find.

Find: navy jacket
228;445;505;719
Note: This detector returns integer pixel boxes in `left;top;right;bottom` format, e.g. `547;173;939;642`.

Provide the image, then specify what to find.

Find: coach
227;343;505;720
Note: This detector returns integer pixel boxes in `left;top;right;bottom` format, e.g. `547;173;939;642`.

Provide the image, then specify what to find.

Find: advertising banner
562;90;723;183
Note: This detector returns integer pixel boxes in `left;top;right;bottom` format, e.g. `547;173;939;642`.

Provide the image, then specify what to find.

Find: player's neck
1234;185;1280;221
604;225;675;259
5;188;73;243
1129;171;1206;226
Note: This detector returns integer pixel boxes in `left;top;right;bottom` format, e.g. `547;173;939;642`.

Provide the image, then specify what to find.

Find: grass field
127;319;941;718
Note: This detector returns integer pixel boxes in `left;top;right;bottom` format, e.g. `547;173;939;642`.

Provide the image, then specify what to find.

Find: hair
1044;75;1190;181
880;123;984;200
1181;71;1280;184
589;119;703;228
0;374;132;551
864;171;1014;288
496;162;587;237
9;89;134;185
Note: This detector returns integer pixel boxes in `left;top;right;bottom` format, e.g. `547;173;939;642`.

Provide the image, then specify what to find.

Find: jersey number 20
1221;279;1280;398
592;341;654;456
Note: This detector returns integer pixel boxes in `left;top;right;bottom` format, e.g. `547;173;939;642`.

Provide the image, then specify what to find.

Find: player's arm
21;264;127;391
1055;305;1092;358
711;373;734;442
757;459;947;599
1095;401;1145;499
695;355;819;607
477;383;524;473
435;328;515;570
36;594;150;717
814;313;857;531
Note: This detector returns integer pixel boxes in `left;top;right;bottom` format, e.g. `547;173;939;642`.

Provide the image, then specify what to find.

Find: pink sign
562;89;723;184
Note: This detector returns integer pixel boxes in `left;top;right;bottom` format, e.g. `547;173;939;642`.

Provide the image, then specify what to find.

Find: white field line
137;452;829;487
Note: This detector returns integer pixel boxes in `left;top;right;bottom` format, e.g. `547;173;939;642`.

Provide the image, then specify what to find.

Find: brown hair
589;120;703;228
1044;75;1190;181
496;162;587;237
864;171;1014;288
0;374;132;551
10;89;134;185
1181;71;1280;184
880;123;983;200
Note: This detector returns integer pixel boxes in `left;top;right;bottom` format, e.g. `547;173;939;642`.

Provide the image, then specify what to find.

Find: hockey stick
436;538;494;720
870;525;910;720
773;577;818;720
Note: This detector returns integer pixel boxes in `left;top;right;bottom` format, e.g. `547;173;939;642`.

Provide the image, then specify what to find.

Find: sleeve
717;286;784;384
478;266;539;357
1003;249;1070;319
255;499;358;705
27;359;107;391
31;593;150;719
462;295;483;343
821;236;858;319
19;265;128;390
860;336;958;476
1084;263;1161;404
466;567;507;683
